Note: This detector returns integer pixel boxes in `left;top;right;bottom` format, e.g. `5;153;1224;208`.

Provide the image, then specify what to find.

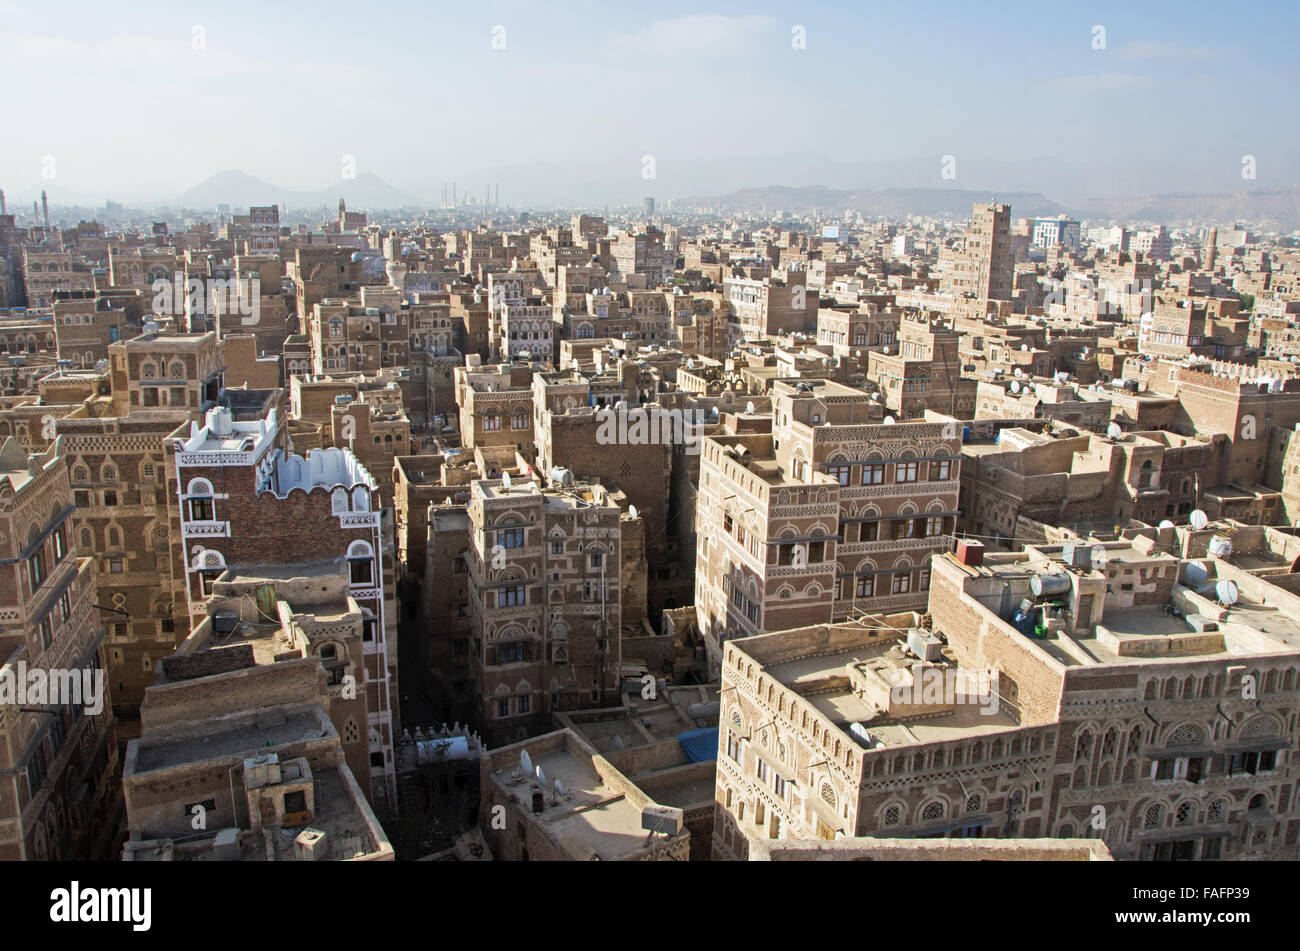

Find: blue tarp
677;727;719;763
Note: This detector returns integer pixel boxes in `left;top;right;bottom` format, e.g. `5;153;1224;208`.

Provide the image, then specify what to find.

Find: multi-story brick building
465;478;628;745
0;437;120;860
715;537;1300;861
455;361;536;464
942;203;1014;302
167;404;399;807
694;380;960;676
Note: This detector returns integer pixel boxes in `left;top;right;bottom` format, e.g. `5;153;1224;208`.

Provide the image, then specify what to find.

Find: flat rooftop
128;767;386;861
132;708;326;774
488;744;653;861
766;638;1018;745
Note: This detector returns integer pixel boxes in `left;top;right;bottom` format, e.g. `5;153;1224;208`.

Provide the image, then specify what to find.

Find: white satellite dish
884;415;896;425
1190;509;1209;531
746;401;756;415
1106;422;1122;439
628;504;638;519
535;764;547;786
553;778;567;799
1215;580;1239;606
519;749;533;776
1158;519;1175;529
1009;380;1021;394
501;471;512;491
1185;560;1209;588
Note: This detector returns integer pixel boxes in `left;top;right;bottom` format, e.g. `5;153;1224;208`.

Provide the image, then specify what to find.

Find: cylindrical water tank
687;701;720;720
1030;573;1072;598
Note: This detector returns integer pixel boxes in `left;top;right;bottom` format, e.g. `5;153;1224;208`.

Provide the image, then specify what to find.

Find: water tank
416;736;470;764
1208;535;1233;558
686;701;720;720
1030;573;1071;598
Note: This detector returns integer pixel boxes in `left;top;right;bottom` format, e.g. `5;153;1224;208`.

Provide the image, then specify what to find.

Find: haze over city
3;0;1299;211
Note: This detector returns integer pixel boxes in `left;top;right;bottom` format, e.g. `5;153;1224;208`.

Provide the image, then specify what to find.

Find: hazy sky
2;0;1297;207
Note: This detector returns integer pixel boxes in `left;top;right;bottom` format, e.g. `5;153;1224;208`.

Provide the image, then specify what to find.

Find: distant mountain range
678;186;1067;220
162;169;423;210
684;184;1300;230
1070;188;1300;231
21;167;1300;231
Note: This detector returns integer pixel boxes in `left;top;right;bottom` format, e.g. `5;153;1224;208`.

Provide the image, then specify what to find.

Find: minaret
0;188;6;215
41;190;49;230
1205;227;1218;271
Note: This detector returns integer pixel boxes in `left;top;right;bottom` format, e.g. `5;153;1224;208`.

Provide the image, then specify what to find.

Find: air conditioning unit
906;629;944;662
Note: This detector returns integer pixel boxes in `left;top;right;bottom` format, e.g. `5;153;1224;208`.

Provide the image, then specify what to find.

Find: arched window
185;479;214;521
347;540;375;585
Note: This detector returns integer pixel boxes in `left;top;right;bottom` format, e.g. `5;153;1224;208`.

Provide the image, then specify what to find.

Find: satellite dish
1185;560;1209;588
1107;422;1122;439
553;778;567;799
1215;580;1239;606
1158;519;1175;529
1009;380;1021;394
501;471;512;491
534;764;547;786
1190;509;1209;531
628;504;638;519
884;415;896;425
519;749;533;776
746;401;756;415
